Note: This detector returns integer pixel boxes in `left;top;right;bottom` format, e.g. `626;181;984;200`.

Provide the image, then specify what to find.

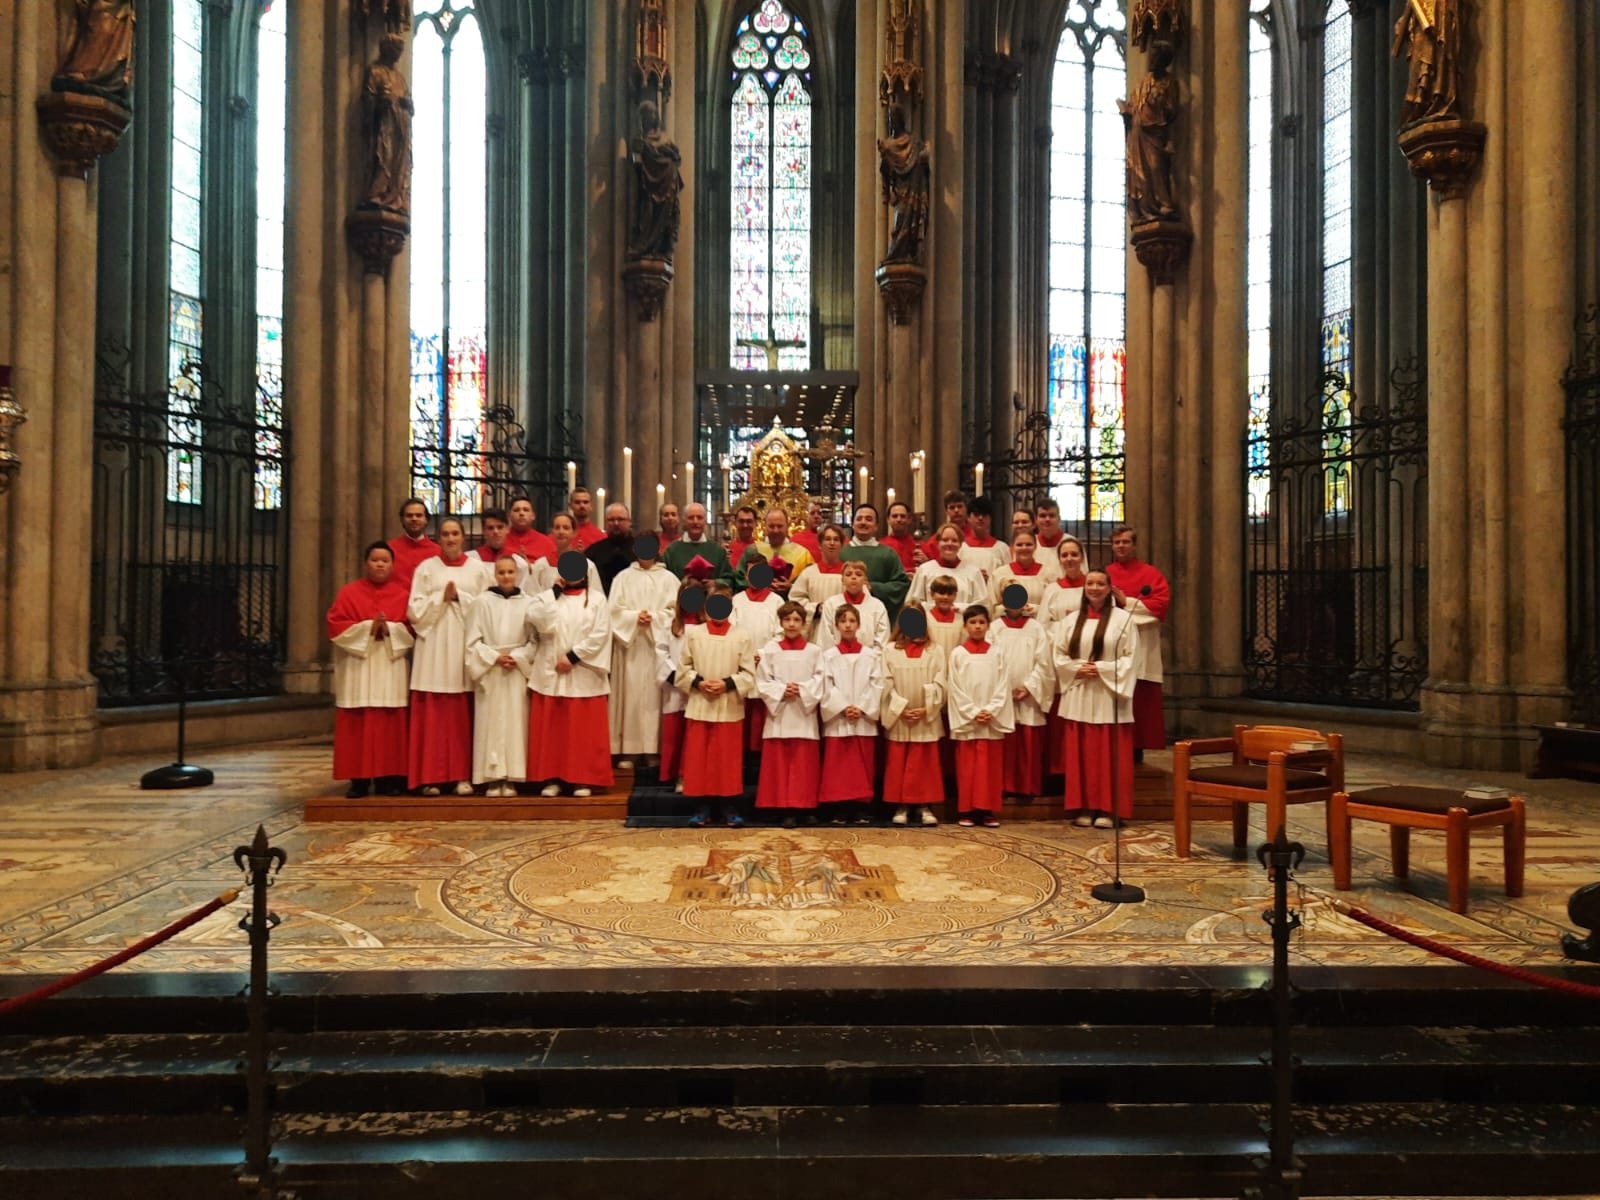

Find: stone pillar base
282;662;333;697
1421;681;1565;771
0;678;101;770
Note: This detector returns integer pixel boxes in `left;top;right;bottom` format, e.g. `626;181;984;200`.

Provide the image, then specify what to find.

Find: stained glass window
1246;5;1274;518
1321;6;1354;516
729;1;812;370
410;1;489;515
1047;2;1126;524
253;1;287;511
167;0;206;504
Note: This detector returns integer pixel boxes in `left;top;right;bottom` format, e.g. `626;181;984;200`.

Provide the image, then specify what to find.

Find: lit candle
885;486;896;508
684;461;695;506
565;460;576;497
656;482;666;517
974;462;985;498
910;450;925;516
596;486;606;513
858;465;869;498
622;447;633;515
720;455;732;514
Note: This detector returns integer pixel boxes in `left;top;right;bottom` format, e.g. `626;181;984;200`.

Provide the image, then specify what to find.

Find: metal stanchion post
234;825;286;1198
1246;826;1304;1200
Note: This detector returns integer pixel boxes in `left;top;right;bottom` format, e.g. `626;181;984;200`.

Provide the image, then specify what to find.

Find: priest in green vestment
662;502;733;586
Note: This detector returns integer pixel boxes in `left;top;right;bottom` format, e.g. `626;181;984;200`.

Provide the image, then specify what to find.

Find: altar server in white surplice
754;601;825;818
406;517;488;795
328;541;415;798
818;605;883;823
465;556;535;794
524;555;614;797
817;559;890;652
607;538;681;767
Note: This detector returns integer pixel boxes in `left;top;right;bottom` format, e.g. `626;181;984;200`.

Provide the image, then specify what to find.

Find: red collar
961;638;990;654
965;532;996;548
745;587;771;602
931;608;957;623
1009;561;1041;576
779;636;808;650
903;642;926;659
1002;615;1028;628
1084;606;1105;620
1057;576;1084;589
937;557;963;569
843;590;866;604
836;640;863;654
561;585;586;596
705;619;731;635
815;560;843;574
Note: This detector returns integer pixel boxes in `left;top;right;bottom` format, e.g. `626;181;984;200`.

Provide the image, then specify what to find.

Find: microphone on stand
1092;587;1145;905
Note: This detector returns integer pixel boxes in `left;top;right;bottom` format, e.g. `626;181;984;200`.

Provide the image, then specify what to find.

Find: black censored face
705;593;734;622
1002;583;1030;611
634;534;661;561
748;562;775;590
558;551;589;584
897;607;928;640
680;587;706;616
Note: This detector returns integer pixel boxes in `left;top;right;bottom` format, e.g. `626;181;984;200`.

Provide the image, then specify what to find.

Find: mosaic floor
0;737;1596;974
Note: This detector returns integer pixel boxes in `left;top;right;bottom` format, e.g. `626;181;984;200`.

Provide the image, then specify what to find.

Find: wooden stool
1328;786;1526;915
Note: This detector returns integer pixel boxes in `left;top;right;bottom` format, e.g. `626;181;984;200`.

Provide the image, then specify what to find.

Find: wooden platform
304;769;634;822
1001;765;1229;823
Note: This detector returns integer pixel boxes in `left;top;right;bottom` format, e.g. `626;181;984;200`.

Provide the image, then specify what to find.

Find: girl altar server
790;523;849;637
328;541;414;798
406;516;487;795
818;604;883;824
526;512;603;595
654;580;704;792
948;604;1014;827
989;530;1051;616
608;535;681;771
754;600;824;823
678;590;758;826
818;558;890;651
525;551;614;798
464;555;535;796
907;523;989;608
880;605;946;827
989;583;1054;802
733;563;784;755
1053;567;1137;827
1039;535;1089;775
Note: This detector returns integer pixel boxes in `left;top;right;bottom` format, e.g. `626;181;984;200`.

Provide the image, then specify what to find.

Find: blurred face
964;612;989;640
1035;506;1060;539
494;557;519;589
684;503;708;539
365;547;394;583
1012;531;1036;565
842;564;868;594
735;509;757;541
806;503;823;532
937;529;962;564
1084;572;1112;608
400;503;428;537
508;499;535;531
1011;511;1034;539
482;516;508;549
1059;539;1085;578
887;505;911;536
605;504;631;537
932;590;956;612
945;500;968;526
764;508;789;544
551;515;575;551
836;610;860;640
659;504;680;534
1111;530;1137;562
819;527;844;562
780;609;806;638
853;507;877;540
970;511;992;538
438;522;465;557
571;491;593;522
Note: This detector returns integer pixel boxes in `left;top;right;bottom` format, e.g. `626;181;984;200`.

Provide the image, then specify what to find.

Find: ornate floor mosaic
0;738;1596;973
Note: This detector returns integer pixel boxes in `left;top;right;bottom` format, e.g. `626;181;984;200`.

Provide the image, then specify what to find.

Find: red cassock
882;740;943;804
1062;721;1135;818
881;533;919;573
819;736;876;804
682;720;745;797
387;534;439;586
408;692;473;788
327;576;414;781
572;522;607;551
791;529;823;560
1105;558;1170;749
1002;723;1044;797
727;540;754;572
956;740;1004;814
756;739;820;809
526;693;614;787
505;527;557;562
658;711;685;782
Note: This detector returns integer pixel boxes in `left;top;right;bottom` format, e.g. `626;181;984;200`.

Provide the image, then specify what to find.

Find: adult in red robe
387;497;438;586
882;501;920;572
790;500;826;560
1105;524;1170;752
505;495;556;562
327;542;413;795
569;487;606;550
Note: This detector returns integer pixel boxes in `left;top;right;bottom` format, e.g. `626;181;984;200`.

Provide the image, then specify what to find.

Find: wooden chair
1172;724;1345;858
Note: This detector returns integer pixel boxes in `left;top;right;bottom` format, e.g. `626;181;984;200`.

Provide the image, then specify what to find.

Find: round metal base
1091;880;1146;905
140;762;215;790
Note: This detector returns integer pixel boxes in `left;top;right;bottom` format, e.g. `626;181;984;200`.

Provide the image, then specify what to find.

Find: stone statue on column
878;104;930;265
1392;0;1459;126
53;0;135;102
359;34;414;215
1121;40;1180;224
626;100;684;262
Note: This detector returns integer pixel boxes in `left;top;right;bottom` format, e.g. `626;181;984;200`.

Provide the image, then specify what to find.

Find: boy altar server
406;517;486;795
328;541;414;798
881;605;946;826
818;559;890;652
525;551;614;798
678;591;758;826
733;562;784;755
465;555;535;795
989;583;1054;801
608;535;681;771
655;580;704;791
755;601;824;822
948;604;1014;827
818;604;883;824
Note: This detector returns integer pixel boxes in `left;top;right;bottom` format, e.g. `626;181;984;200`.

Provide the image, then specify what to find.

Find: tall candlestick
622;447;633;515
910;450;926;517
974;462;985;498
565;460;576;498
684;461;695;506
656;482;666;516
720;455;732;514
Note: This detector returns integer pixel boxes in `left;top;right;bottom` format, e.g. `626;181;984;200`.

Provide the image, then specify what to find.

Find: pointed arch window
410;0;489;515
729;0;813;370
253;0;288;511
166;0;206;503
1321;5;1354;516
1246;2;1275;517
1047;1;1127;524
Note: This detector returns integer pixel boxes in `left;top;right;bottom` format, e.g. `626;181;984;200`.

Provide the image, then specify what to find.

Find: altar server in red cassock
948;605;1014;827
818;559;890;652
989;584;1054;801
465;556;535;795
608;536;681;770
504;496;557;563
678;592;758;826
388;497;439;586
755;601;824;821
818;604;883;824
989;530;1050;616
328;542;414;798
733;564;783;754
1040;535;1089;774
406;517;485;794
525;552;614;797
881;605;946;826
655;580;703;790
1104;524;1170;752
1053;568;1137;826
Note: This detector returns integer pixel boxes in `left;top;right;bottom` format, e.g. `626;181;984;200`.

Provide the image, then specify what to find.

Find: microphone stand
1092;596;1143;904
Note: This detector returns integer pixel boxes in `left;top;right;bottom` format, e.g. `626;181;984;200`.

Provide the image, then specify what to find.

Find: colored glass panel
254;0;287;511
1322;6;1353;517
167;0;205;504
1246;6;1274;518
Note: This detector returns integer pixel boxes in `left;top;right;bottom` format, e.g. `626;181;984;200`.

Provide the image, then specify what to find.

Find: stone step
304;768;635;822
3;1102;1599;1198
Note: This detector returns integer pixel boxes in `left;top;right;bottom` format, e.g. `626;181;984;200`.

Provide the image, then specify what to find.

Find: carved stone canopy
345;206;410;276
36;91;130;179
1130;0;1184;51
1131;218;1193;286
622;256;674;322
875;260;927;326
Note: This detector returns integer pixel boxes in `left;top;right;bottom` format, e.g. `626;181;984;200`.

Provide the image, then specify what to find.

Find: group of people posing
326;484;1171;829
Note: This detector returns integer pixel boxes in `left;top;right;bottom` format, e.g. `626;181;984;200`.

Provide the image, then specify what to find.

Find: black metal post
140;665;215;789
234;825;286;1197
1247;826;1304;1200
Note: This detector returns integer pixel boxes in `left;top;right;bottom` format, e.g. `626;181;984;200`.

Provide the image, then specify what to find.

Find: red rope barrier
0;887;240;1020
1328;897;1600;999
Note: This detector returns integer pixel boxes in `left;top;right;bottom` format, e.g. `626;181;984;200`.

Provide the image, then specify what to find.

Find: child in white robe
817;560;890;652
677;593;758;826
948;604;1014;827
988;585;1054;801
607;540;681;770
1053;568;1138;827
654;579;701;791
525;563;614;797
732;570;783;758
406;517;487;795
818;605;883;824
755;601;824;823
465;556;534;795
881;604;946;826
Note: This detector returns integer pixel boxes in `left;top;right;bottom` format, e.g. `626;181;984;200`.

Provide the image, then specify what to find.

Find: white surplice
607;562;681;754
906;558;990;609
465;588;535;782
407;555;488;693
948;643;1015;740
819;646;883;739
816;591;890;653
331;620;414;708
755;639;825;738
988;617;1055;727
525;590;611;698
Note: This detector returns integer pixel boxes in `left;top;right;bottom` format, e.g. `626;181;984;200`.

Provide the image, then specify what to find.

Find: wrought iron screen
1242;360;1428;709
1563;303;1600;722
409;402;583;524
90;344;290;706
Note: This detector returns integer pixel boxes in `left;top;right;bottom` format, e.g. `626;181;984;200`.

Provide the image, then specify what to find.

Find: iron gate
1242;359;1428;709
1564;303;1600;722
410;402;583;522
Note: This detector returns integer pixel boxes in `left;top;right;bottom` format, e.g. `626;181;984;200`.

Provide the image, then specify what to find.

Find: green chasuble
662;537;732;586
842;540;910;616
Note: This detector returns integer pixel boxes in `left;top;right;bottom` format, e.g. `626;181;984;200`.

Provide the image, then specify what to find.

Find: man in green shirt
841;503;910;617
662;501;733;585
